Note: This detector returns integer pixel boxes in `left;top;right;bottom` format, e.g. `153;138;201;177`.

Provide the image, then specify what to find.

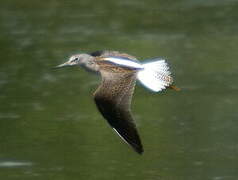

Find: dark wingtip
131;142;144;155
135;147;144;155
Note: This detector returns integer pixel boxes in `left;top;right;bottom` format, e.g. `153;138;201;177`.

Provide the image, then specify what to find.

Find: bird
55;50;179;154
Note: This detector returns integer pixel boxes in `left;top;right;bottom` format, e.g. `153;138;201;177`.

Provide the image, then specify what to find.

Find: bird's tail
137;58;174;92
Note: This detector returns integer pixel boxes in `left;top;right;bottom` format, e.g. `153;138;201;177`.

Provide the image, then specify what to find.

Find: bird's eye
72;57;78;62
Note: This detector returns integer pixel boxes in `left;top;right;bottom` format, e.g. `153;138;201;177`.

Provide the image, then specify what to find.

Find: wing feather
94;71;143;154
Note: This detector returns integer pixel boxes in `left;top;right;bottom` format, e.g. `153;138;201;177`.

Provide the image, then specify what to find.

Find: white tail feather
137;59;173;92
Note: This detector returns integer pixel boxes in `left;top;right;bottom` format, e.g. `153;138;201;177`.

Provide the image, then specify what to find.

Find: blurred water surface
0;0;238;179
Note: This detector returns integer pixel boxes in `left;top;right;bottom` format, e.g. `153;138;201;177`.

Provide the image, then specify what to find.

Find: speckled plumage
89;51;143;153
56;50;177;154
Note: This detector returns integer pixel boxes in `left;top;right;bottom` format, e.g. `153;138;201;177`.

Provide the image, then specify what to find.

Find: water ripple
0;161;32;168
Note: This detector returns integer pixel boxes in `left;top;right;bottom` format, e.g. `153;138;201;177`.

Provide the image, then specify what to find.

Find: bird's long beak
53;62;69;69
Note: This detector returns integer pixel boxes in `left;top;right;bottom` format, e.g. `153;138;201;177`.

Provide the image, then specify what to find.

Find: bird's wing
90;50;138;61
93;71;143;154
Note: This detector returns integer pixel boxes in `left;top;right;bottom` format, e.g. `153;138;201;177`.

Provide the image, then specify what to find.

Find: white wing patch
137;59;173;92
103;57;144;69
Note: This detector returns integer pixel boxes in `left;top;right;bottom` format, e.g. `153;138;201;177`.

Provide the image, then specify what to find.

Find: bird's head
55;54;99;72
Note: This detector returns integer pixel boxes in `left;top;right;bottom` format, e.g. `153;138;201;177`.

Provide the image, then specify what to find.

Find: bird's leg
168;85;181;91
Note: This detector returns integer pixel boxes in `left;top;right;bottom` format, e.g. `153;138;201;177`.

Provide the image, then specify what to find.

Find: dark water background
0;0;238;179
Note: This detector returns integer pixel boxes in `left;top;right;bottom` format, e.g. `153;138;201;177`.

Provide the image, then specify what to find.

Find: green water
1;0;238;179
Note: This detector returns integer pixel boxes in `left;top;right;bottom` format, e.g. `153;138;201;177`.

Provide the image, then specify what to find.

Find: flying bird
55;50;178;154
